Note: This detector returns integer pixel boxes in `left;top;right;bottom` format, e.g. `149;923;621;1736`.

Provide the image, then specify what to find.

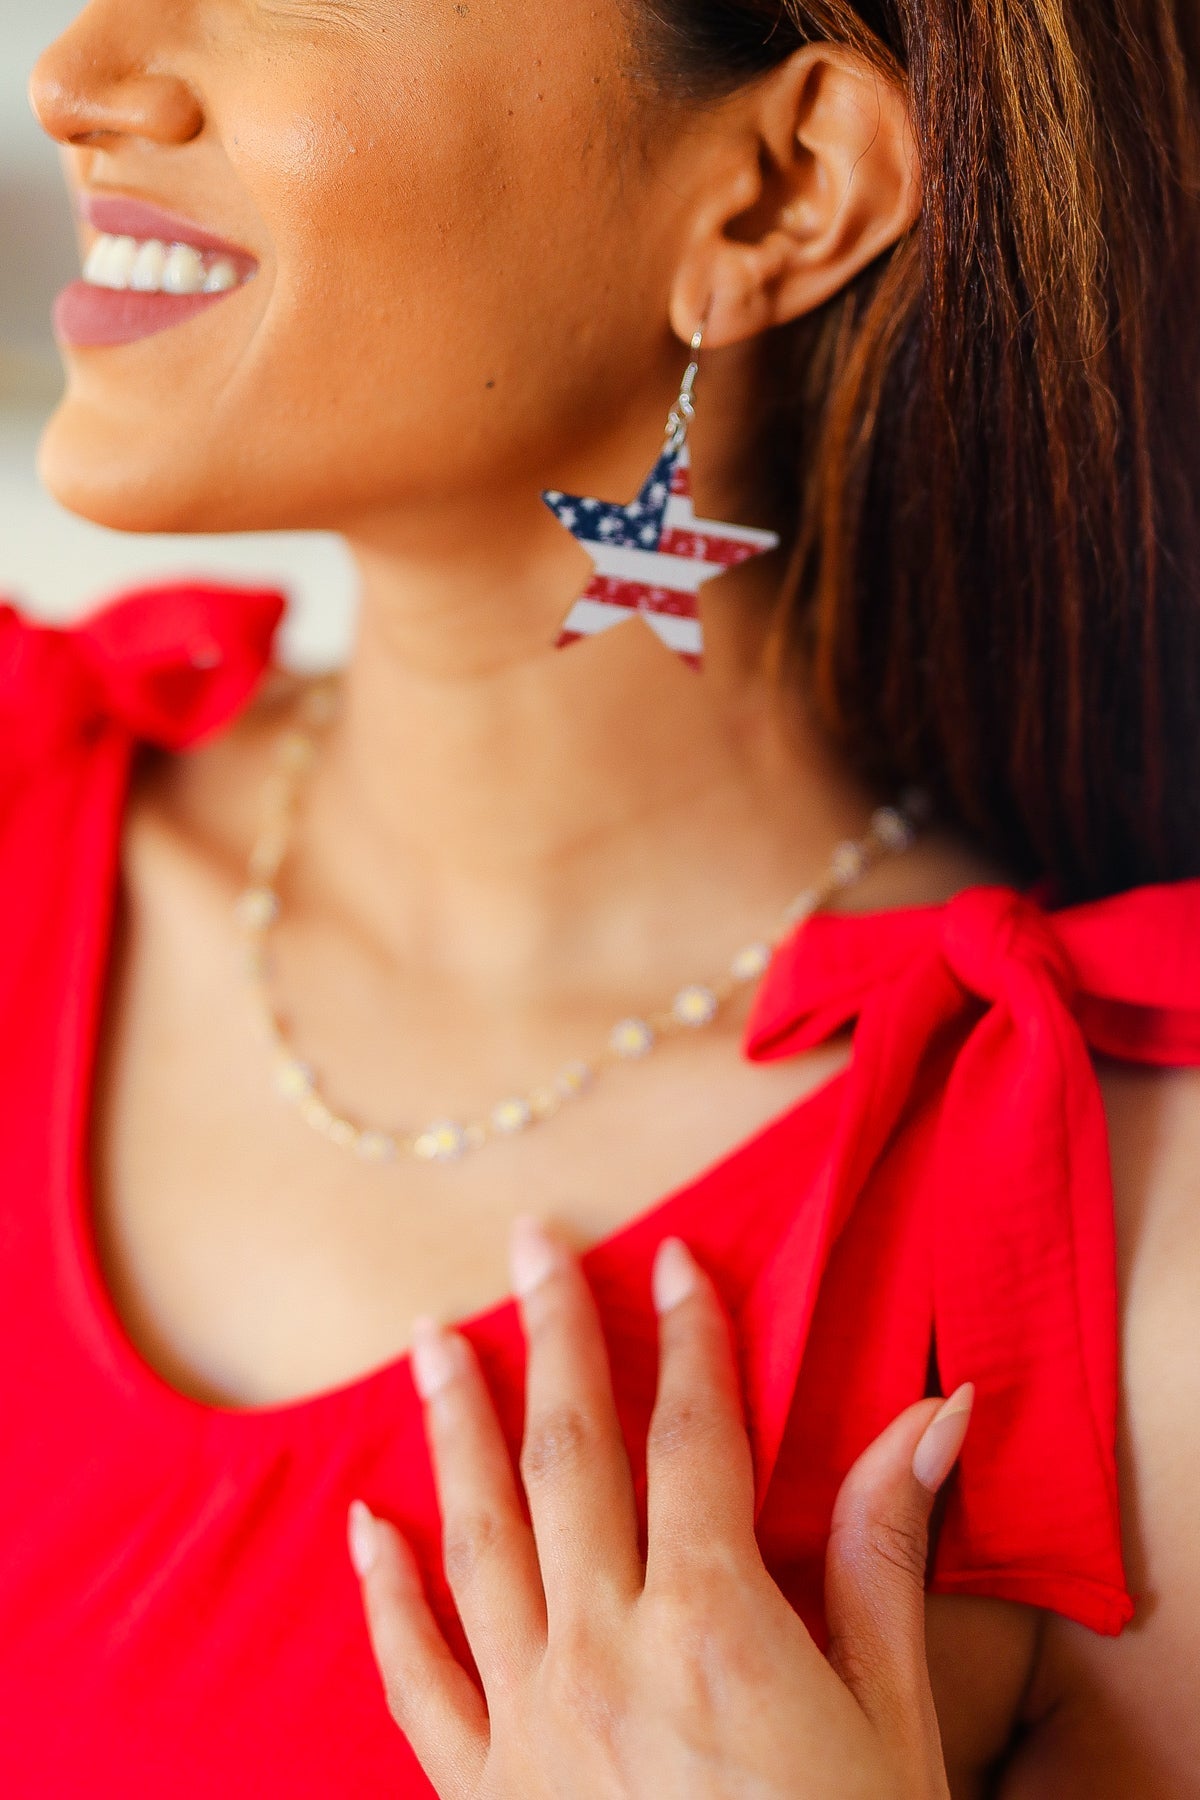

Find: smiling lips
55;195;259;348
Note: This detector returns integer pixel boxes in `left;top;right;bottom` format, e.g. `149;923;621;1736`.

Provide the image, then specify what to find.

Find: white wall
0;0;356;668
0;2;78;369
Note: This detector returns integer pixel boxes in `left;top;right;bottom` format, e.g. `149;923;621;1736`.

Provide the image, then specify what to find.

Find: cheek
247;44;653;488
43;10;671;534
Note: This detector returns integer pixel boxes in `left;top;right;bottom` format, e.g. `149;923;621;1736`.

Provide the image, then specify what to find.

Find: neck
297;524;878;1002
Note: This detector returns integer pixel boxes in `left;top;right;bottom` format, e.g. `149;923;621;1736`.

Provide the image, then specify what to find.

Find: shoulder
1103;1057;1200;1513
1104;1058;1200;1236
1004;1063;1200;1786
1103;1058;1200;1607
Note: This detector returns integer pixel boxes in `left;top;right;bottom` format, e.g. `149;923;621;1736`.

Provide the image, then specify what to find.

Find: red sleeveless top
0;583;1198;1799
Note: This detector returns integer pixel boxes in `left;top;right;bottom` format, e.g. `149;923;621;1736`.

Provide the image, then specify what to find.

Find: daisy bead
491;1098;534;1136
731;942;772;982
610;1018;655;1060
870;805;916;851
830;841;868;885
783;887;820;925
356;1131;398;1164
275;1057;315;1101
555;1060;593;1098
672;985;719;1028
414;1121;469;1163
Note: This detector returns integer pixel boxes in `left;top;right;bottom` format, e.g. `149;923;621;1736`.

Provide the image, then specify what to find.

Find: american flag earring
542;317;781;670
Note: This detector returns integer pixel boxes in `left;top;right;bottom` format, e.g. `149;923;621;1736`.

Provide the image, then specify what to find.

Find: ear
669;43;922;349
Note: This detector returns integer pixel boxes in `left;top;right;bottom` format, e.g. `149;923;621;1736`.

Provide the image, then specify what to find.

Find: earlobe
672;44;921;350
669;237;793;349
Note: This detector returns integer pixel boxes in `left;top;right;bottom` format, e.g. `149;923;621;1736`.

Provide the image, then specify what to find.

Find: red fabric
0;582;1195;1797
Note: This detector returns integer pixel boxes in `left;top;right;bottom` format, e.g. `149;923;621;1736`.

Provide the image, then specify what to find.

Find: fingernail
410;1316;461;1401
912;1382;976;1492
510;1215;561;1300
348;1499;380;1577
652;1238;698;1314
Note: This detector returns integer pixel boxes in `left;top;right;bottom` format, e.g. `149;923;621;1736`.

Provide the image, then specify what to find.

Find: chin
38;391;268;537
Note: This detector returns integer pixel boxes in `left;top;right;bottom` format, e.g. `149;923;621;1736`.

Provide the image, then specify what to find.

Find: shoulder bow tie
740;881;1200;1632
0;582;286;756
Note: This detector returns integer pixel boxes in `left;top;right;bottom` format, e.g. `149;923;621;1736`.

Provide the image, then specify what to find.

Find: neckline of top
45;579;1090;1435
56;725;854;1435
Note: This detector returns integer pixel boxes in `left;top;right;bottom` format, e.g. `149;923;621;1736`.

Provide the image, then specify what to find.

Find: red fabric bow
739;882;1200;1629
0;583;286;755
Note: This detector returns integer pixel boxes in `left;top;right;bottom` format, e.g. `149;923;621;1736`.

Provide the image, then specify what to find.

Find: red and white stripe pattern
544;441;780;670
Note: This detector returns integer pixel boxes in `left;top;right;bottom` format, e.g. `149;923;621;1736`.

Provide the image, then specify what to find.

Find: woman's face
31;0;704;537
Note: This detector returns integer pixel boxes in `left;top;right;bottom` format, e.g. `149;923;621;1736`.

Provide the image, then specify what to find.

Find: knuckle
637;1567;782;1733
520;1402;600;1487
524;1275;575;1337
543;1632;622;1746
544;1686;621;1766
864;1513;929;1584
383;1670;459;1744
647;1518;757;1613
441;1506;510;1588
381;1656;426;1730
647;1395;722;1462
829;1493;930;1588
644;1562;730;1644
545;1621;596;1693
645;1588;738;1714
645;1577;710;1637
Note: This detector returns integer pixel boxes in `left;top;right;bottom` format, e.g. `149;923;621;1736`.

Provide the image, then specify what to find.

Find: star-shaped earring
543;438;779;671
543;318;780;672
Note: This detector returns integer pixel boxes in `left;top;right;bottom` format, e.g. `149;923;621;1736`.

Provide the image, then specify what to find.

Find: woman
1;0;1198;1793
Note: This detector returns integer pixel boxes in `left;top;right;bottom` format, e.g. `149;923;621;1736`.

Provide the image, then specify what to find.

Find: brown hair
634;0;1200;898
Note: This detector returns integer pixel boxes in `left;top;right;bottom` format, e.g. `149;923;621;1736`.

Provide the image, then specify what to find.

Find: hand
348;1219;974;1800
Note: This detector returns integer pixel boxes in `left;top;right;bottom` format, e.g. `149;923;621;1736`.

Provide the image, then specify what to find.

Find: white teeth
161;244;207;295
85;234;138;289
82;238;112;285
82;232;245;296
110;236;139;286
129;239;168;292
203;258;238;294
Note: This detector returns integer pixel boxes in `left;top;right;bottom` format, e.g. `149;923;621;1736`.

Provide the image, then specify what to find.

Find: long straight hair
633;0;1200;898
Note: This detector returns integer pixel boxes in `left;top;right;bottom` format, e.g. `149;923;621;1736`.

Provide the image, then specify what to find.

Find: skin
25;0;1200;1793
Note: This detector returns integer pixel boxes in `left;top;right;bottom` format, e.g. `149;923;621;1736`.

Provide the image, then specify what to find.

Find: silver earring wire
665;308;710;454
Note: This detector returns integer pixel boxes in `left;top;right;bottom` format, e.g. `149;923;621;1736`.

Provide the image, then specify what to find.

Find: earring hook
664;303;712;454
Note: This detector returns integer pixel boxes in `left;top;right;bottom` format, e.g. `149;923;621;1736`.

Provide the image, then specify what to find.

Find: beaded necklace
234;680;925;1165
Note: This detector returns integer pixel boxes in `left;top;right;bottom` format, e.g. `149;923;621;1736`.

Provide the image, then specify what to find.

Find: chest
87;808;849;1409
51;853;1048;1800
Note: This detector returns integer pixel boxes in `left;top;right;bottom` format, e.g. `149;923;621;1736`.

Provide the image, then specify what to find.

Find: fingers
411;1320;547;1687
349;1502;488;1800
824;1384;975;1753
644;1239;758;1586
512;1216;641;1625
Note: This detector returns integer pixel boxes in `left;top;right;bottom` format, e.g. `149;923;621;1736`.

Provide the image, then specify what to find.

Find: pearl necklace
234;679;926;1165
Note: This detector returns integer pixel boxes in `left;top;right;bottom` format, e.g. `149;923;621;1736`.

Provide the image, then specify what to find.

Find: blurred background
0;0;356;668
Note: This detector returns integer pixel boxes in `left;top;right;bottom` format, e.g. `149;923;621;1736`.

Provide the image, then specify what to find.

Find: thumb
824;1384;975;1753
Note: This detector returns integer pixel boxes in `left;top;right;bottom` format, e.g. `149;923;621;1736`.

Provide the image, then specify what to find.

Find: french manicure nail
410;1316;460;1401
912;1382;976;1492
652;1238;698;1314
348;1499;380;1577
510;1215;560;1299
